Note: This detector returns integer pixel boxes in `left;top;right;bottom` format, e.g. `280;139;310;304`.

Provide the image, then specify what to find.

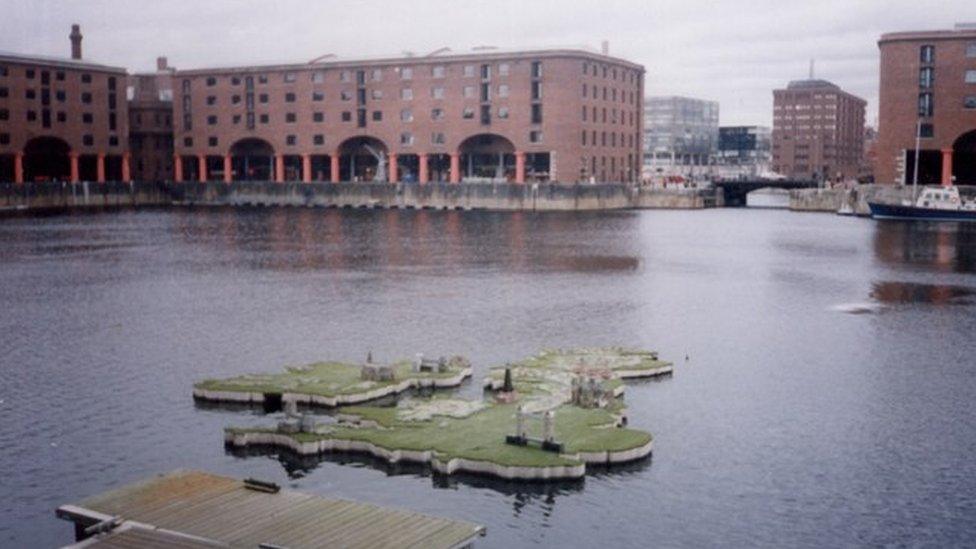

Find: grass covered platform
194;358;472;408
222;348;672;480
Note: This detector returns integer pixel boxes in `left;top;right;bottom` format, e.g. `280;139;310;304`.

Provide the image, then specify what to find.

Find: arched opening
953;130;976;185
339;136;388;182
457;134;515;181
229;138;275;181
23;136;71;182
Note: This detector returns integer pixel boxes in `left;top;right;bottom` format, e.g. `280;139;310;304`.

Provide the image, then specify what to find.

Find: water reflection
870;281;975;306
873;221;976;272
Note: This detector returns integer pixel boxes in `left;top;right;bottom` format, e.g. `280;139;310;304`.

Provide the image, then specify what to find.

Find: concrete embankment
788;184;976;215
0;181;170;213
1;180;711;215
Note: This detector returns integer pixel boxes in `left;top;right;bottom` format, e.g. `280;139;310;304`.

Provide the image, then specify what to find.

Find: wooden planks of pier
56;470;485;548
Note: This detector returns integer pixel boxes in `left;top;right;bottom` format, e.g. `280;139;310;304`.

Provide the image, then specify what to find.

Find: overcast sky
2;0;973;126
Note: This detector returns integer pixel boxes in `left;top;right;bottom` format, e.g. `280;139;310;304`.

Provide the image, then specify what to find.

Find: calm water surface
2;207;976;547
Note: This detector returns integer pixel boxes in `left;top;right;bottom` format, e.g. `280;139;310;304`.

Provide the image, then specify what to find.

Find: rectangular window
312;91;325;101
371;89;383;100
0;133;8;145
432;108;444;120
258;75;268;84
920;45;934;64
431;87;445;99
464;65;475;77
259;93;269;103
260;114;269;123
207;115;217;125
531;81;542;100
232;94;241;104
245;76;254;90
312;71;325;83
401;132;414;145
340;71;350;83
919;123;934;138
499;63;510;76
207;95;216;105
497;106;509;119
481;64;490;80
462;107;475;119
286;112;296;122
432;66;446;78
109;112;116;130
965;96;976;109
26;89;36;100
530;130;543;143
968;43;976;58
480;83;490;101
357;109;366;127
498;84;509;98
0;108;7;120
341;90;353;101
356;70;366;85
432;132;445;145
401;88;413;100
231;76;241;86
233;114;241;124
0;66;8;77
400;108;413;122
286;135;296;145
531;104;543;124
372;111;382;121
314;134;324;145
84;134;94;146
82;73;92;84
206;77;216;86
208;136;218;147
313;112;324;122
480;105;491;125
401;67;413;80
285;92;296;102
464;86;475;99
582;130;587;146
342;111;351;122
531;61;542;78
919;67;933;88
966;70;976;84
284;72;296;83
246;112;255;129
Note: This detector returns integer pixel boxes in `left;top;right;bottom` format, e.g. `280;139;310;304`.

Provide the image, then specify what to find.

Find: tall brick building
171;48;644;184
128;57;175;182
0;25;130;183
876;25;976;185
772;79;866;182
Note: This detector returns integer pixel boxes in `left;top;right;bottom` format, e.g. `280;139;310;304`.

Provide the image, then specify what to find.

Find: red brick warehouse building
171;47;644;184
877;24;976;185
0;25;130;183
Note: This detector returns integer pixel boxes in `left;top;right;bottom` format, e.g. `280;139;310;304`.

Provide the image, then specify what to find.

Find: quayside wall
789;184;976;215
0;181;709;214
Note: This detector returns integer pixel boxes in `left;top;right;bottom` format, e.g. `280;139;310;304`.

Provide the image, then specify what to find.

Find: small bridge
713;180;818;207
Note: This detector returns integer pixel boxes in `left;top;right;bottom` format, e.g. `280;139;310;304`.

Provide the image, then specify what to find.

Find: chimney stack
69;24;82;60
156;56;168;71
601;40;609;56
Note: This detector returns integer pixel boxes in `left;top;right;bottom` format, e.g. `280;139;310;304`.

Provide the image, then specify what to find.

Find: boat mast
912;118;921;200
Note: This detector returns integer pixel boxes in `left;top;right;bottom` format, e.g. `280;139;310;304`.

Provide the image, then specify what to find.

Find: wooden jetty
56;470;485;548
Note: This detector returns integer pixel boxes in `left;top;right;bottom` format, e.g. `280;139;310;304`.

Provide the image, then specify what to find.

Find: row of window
200;62;522;88
581;105;639;127
581;130;637;149
580;61;639;86
0;66;107;85
195;84;519;106
7;108;118;129
581;83;638;105
0;132;120;147
187;130;546;149
195;103;539;126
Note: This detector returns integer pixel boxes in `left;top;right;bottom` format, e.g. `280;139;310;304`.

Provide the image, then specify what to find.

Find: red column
418;153;429;184
96;153;106;183
450;152;461;184
275;154;285;183
515;151;526;184
174;155;183;182
14;152;24;184
69;152;80;183
942;149;953;187
197;155;207;182
302;154;312;183
388;153;398;183
122;152;131;182
223;155;232;183
330;152;340;183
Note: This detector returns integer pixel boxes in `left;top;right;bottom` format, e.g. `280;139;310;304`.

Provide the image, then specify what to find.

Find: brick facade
876;28;976;185
772;79;865;182
171;49;644;184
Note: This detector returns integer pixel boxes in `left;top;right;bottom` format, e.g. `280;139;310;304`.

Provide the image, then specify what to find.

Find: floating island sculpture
217;348;673;481
194;353;473;408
